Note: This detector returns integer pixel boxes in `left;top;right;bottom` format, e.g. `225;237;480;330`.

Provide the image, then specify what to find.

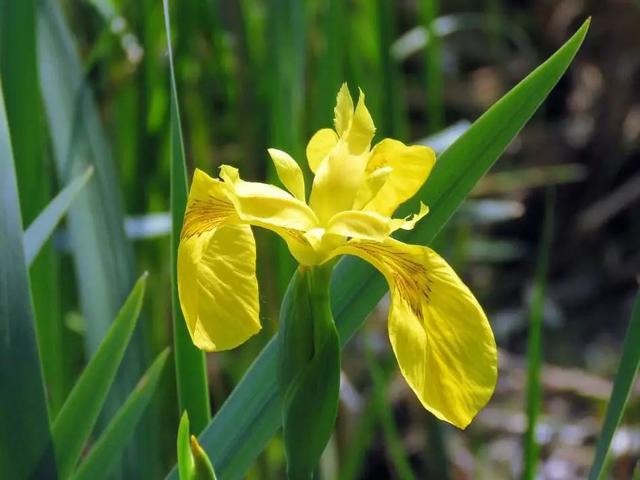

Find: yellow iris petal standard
178;170;260;351
334;83;354;136
330;238;497;428
353;166;393;210
306;128;338;173
268;148;306;201
309;142;369;224
220;165;318;231
364;139;436;216
343;88;375;155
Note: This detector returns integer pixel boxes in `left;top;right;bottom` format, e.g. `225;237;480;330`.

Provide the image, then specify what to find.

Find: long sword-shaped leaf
589;291;640;480
165;19;590;480
24;166;94;266
71;348;170;480
523;191;554;479
0;79;57;479
0;0;66;416
162;0;211;435
52;273;148;479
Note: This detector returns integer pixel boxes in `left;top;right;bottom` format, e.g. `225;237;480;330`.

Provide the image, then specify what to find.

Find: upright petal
306;128;338;173
178;170;260;351
268;148;306;201
364;139;436;216
330;238;497;428
309;142;369;224
334;83;353;136
344;89;375;155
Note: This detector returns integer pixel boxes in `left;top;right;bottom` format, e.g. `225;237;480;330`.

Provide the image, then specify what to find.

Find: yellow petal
306;128;338;173
331;238;497;428
178;169;260;351
178;223;260;351
325;210;394;241
388;202;429;232
344;88;375;155
220;165;318;231
268;148;306;201
353;166;393;210
334;83;353;136
180;169;235;239
364;139;436;216
309;142;369;224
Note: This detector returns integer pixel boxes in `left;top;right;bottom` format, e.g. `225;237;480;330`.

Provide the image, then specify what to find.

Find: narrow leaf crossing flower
178;84;497;428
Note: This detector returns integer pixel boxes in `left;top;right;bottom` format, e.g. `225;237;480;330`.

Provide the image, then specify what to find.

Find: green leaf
278;267;340;479
364;341;415;480
0;78;57;479
52;273;148;479
161;0;211;435
0;0;66;417
523;190;554;479
24;166;94;266
72;348;170;480
588;291;640;480
165;19;590;480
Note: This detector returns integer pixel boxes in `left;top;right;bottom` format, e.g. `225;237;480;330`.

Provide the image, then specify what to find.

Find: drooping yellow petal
178;169;260;351
220;165;318;231
179;223;260;351
268;148;306;201
180;169;235;238
364;139;436;216
306;128;338;173
330;238;497;428
334;83;353;136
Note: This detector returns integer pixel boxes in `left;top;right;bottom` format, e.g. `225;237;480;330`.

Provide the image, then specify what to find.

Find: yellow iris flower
178;84;497;428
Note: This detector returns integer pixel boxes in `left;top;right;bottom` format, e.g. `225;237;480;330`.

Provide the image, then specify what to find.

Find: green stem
306;264;334;354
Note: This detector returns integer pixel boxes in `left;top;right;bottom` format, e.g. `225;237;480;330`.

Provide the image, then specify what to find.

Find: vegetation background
1;0;639;479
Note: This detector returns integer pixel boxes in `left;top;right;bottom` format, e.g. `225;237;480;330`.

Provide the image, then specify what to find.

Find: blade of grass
339;400;378;480
165;19;590;480
523;189;554;479
377;0;407;139
0;0;67;416
419;0;444;132
24;166;94;266
588;290;640;480
0;79;57;479
365;340;416;480
52;273;148;479
267;0;306;297
72;348;170;480
162;0;211;435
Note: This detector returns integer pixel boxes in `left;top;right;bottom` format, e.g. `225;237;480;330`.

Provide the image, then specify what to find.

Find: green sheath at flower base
177;412;218;480
278;265;340;480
